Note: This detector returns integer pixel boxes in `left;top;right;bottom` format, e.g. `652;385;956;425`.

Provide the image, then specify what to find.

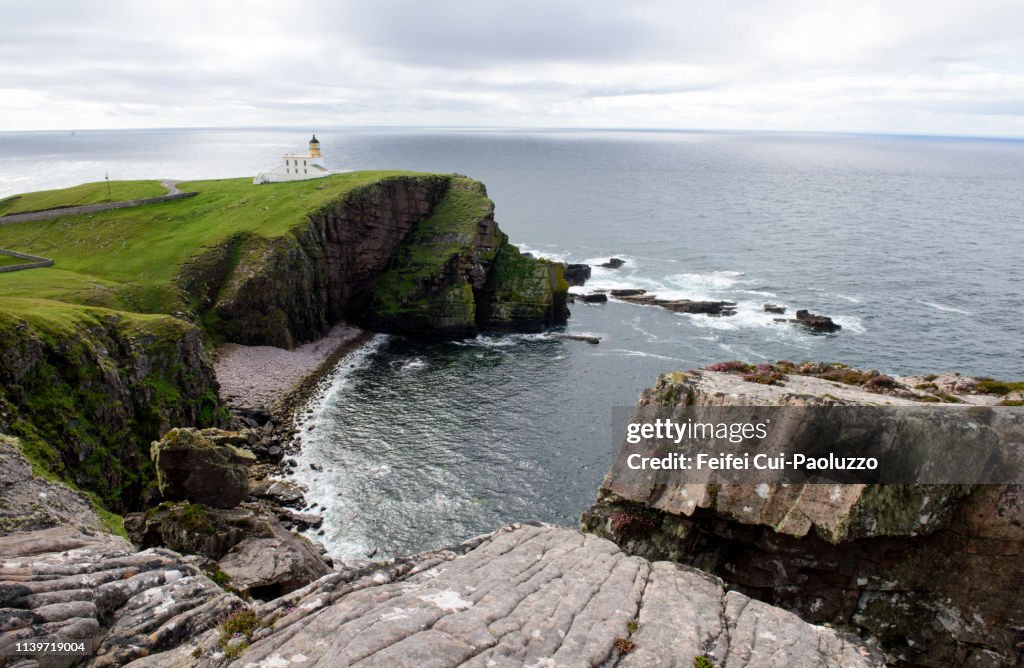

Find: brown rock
791;309;841;332
150;428;256;509
217;522;332;600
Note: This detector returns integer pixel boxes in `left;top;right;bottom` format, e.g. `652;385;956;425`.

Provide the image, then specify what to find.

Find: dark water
2;127;1022;558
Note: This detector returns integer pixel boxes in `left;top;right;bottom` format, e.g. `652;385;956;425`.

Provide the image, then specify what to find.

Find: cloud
0;0;1022;135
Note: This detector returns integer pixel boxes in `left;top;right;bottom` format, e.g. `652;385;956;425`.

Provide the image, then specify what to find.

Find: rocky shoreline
564;259;843;331
197;323;383;578
214;323;369;423
1;170;1020;666
3;308;1021;666
3;348;1021;665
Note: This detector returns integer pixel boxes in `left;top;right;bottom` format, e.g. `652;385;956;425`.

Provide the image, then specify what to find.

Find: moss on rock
0;302;228;511
366;177;568;336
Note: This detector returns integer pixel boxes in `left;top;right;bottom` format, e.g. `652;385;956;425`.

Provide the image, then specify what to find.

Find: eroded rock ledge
1;437;882;667
32;524;881;668
583;365;1024;667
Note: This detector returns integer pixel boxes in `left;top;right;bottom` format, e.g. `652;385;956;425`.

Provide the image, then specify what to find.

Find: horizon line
0;124;1022;143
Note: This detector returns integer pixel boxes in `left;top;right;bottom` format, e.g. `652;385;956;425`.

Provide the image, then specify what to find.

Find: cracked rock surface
131;524;883;667
0;438;243;668
0;435;99;536
0;528;243;668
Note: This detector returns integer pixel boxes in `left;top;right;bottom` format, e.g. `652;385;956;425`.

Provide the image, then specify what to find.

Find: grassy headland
0;180;169;216
0;171;428;510
0;171;424;317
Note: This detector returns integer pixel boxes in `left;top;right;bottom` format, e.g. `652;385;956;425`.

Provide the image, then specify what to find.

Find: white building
253;135;331;184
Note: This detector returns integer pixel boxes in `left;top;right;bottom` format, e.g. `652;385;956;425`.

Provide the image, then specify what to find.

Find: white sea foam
298;334;389;418
920;301;972;315
808;287;862;304
516;246;570;263
661;270;744;298
584;267;755;305
399;358;428;371
831;315;866;334
581;254;640;268
604;349;688;362
454;333;552;348
681;301;781;332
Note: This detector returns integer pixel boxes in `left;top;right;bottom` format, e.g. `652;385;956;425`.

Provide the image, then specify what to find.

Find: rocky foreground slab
1;433;882;668
1;425;885;667
129;523;881;668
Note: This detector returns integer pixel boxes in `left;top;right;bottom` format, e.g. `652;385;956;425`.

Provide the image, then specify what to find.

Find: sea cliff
582;363;1024;667
0;173;568;513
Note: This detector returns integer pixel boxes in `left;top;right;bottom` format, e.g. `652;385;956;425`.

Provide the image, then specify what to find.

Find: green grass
0;296;183;338
0;254;27;267
369;177;491;315
976;377;1024;396
94;504;128;538
0;180;169;216
0;171;431;323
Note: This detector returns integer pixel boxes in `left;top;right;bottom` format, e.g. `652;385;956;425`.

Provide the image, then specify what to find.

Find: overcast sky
2;0;1023;136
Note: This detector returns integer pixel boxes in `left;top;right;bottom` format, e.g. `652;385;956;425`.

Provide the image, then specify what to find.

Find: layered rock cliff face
0;308;225;512
183;175;568;347
582;367;1024;667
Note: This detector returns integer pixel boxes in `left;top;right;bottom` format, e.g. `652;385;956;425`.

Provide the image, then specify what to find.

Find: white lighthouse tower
254;135;331;184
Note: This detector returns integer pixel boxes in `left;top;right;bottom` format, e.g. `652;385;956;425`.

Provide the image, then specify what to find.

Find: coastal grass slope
0;171;425;315
0;180;169;216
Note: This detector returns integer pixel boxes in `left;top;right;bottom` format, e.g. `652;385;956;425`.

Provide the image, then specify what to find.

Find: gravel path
159;179;181;195
214;324;367;415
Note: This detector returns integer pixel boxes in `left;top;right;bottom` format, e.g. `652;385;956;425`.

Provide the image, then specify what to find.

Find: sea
1;127;1022;559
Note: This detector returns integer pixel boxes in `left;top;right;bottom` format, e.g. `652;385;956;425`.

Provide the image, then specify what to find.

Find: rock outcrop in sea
582;363;1024;667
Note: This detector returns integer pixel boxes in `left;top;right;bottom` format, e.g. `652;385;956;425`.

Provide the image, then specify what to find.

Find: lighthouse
253;134;331;184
